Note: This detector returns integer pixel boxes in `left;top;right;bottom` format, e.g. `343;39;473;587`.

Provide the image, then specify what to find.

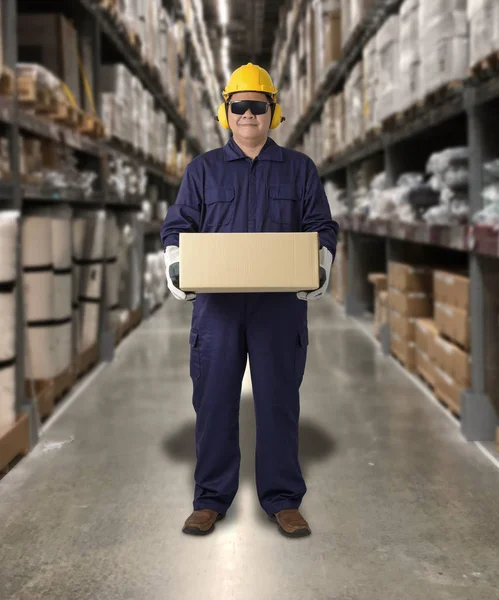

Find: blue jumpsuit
161;137;338;516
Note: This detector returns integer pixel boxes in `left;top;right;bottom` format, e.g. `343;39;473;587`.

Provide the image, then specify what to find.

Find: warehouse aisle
1;299;499;600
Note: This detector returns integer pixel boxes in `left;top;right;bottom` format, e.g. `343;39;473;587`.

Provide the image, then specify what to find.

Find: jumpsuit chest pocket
204;186;235;228
269;184;299;227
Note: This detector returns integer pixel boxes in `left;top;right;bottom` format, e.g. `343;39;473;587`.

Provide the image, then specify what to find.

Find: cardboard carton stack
344;62;364;146
419;0;468;98
433;270;471;414
368;273;388;339
414;319;439;388
468;0;499;69
388;262;433;371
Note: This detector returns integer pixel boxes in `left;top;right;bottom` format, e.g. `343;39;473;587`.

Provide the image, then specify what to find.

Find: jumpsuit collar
223;136;283;162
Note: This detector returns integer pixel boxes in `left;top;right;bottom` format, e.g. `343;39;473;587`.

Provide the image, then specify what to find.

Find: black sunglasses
228;100;273;116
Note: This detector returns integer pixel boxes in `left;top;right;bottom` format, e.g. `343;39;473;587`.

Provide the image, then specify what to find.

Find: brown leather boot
270;509;311;538
182;509;224;536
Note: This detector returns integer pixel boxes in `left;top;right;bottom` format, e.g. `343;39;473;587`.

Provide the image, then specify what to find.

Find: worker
161;63;338;538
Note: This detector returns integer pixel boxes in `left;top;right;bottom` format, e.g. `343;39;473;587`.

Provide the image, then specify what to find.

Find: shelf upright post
4;0;39;447
461;88;498;441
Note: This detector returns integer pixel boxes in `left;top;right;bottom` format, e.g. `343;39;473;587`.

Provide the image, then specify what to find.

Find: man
161;63;338;538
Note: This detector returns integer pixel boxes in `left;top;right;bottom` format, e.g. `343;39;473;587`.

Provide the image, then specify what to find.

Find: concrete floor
0;298;498;600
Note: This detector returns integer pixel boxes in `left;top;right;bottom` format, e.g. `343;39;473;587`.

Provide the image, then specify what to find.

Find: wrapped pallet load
0;212;19;436
375;15;399;123
73;210;106;355
468;0;499;69
22;211;58;381
51;206;73;377
105;212;121;336
419;0;468;97
398;0;421;113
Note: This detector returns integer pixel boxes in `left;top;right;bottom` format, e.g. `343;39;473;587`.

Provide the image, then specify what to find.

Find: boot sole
182;513;225;536
268;514;311;538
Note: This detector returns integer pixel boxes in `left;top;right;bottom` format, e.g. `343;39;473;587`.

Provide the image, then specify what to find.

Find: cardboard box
389;310;416;340
434;335;471;387
388;261;433;293
415;319;439;354
179;233;320;293
434;367;462;415
416;348;436;388
391;332;416;371
368;273;387;291
433;270;470;312
18;14;80;103
435;302;470;350
388;288;433;318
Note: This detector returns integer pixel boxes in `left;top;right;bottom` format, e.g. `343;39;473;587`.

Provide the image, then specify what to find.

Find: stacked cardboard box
368;273;388;339
388;262;433;371
341;0;372;48
468;0;499;68
432;270;471;413
419;0;468;97
415;319;439;387
362;37;378;133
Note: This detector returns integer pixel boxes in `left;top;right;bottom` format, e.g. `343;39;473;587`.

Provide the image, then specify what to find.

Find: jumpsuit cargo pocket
295;327;309;386
269;184;299;229
204;186;235;228
190;330;201;382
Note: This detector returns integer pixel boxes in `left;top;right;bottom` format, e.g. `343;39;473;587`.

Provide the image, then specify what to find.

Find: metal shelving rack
281;0;499;442
0;0;220;457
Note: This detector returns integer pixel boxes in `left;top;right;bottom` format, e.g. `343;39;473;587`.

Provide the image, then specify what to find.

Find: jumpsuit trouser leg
191;295;247;515
246;293;308;515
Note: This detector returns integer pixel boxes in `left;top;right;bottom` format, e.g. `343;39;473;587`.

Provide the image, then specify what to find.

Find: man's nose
242;109;255;118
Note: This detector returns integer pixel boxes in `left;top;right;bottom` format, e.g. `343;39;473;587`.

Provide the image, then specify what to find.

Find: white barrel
81;264;103;300
74;210;106;260
25;326;57;379
0;364;16;437
23;271;53;322
52;208;72;270
80;302;100;353
22;215;52;268
106;261;120;307
72;218;87;261
53;321;72;375
105;213;120;259
0;290;16;361
53;273;72;320
0;211;19;283
72;308;80;356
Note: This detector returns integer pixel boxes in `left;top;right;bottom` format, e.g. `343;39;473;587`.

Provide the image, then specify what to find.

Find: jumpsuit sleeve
160;162;203;248
302;158;339;260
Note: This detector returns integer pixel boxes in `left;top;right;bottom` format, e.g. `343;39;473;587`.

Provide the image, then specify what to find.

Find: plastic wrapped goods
0;212;19;284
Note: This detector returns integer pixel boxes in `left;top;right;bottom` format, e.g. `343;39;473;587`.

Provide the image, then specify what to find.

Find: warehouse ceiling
202;0;287;77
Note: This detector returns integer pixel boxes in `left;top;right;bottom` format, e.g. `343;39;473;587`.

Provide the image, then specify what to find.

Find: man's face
227;92;272;141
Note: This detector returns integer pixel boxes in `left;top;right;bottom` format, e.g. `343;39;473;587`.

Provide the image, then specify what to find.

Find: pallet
0;66;14;96
469;51;499;81
76;343;100;379
25;364;76;420
0;414;30;476
51;102;82;129
79;113;106;139
421;81;464;109
435;389;461;418
17;76;57;115
364;126;381;141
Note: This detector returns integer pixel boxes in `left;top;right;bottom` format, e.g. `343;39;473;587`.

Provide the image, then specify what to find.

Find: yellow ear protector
215;100;285;130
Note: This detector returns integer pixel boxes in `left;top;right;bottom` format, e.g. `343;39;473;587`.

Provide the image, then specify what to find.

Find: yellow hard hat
222;63;278;101
216;63;284;130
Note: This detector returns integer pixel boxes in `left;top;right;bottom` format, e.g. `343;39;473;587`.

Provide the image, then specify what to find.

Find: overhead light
218;0;229;26
221;35;231;82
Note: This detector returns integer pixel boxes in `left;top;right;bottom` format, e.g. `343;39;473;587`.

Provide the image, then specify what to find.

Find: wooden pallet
0;414;30;476
364;126;381;141
422;81;464;108
79;113;106;139
76;343;100;379
435;388;461;418
0;66;14;96
17;77;57;115
25;364;76;420
51;102;82;129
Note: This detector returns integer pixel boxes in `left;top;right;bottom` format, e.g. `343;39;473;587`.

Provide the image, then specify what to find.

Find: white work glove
164;246;196;302
297;247;333;301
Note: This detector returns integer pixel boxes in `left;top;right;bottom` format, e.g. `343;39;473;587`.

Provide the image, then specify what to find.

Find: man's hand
164;246;196;302
297;247;333;301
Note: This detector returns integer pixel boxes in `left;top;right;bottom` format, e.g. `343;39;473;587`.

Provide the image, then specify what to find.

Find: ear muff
216;103;230;129
270;103;284;129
